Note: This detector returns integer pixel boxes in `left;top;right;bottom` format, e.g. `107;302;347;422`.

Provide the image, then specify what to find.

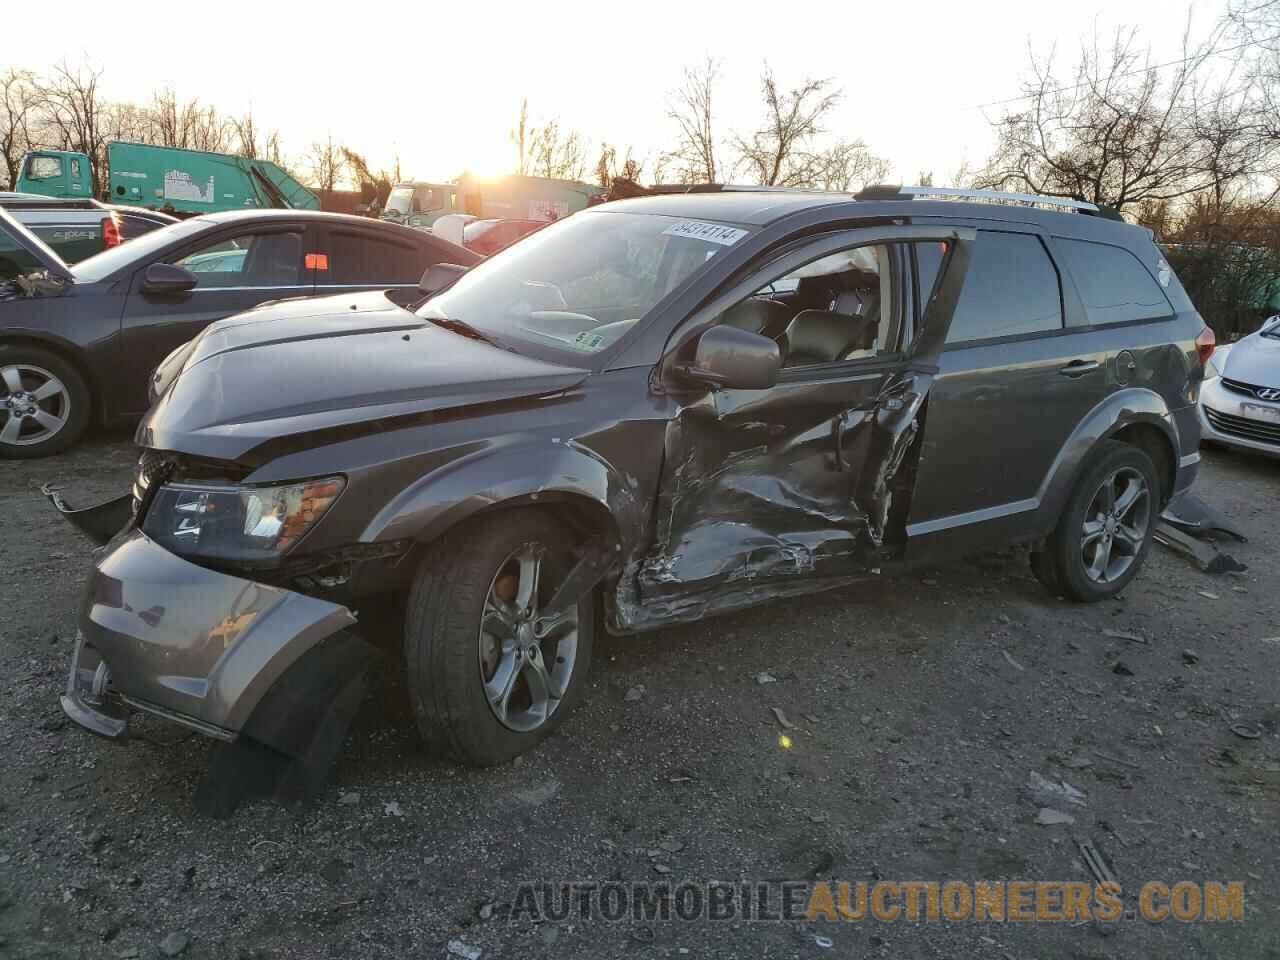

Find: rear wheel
0;346;90;458
404;510;594;766
1034;441;1159;602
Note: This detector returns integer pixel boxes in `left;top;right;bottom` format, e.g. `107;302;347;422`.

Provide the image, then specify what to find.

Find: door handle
1058;359;1100;378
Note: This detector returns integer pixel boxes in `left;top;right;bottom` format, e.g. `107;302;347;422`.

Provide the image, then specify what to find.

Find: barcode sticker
662;221;748;246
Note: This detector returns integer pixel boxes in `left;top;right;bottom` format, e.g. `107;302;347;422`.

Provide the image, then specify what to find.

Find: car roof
596;191;855;226
193;207;461;242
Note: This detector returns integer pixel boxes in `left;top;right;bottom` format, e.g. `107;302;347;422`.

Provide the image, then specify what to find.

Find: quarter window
1055;238;1172;326
945;232;1063;344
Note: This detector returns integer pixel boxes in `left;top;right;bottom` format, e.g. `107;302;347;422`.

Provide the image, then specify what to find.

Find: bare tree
595;143;644;188
529;119;586;180
307;135;346;193
34;61;109;195
231;111;259;159
0;69;39;189
663;57;720;183
146;90;229;152
974;25;1264;211
810;140;891;191
103;100;150;144
733;65;842;186
511;99;531;175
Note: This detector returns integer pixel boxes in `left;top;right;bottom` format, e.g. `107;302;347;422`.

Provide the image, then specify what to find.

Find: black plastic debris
1154;524;1248;575
1153;490;1248;574
1160;490;1247;543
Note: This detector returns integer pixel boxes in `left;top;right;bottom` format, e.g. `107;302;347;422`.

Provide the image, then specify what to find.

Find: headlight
141;477;344;562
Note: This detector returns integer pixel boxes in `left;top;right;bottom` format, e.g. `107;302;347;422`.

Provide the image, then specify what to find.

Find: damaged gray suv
59;186;1212;772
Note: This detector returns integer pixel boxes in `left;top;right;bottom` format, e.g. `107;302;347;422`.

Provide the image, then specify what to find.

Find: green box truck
15;141;319;215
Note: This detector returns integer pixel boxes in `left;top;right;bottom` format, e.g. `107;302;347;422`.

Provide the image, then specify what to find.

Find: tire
0;345;90;458
1037;441;1160;603
404;509;595;766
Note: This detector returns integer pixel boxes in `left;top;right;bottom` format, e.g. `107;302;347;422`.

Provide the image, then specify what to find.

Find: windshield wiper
425;316;514;352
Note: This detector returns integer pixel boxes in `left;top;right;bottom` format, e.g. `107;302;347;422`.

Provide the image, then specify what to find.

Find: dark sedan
0;208;480;457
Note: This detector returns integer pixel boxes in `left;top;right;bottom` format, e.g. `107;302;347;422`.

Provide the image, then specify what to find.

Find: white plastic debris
447;940;482;960
1029;770;1087;807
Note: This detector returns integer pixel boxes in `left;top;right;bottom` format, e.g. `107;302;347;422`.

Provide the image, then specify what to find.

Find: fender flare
360;437;645;556
0;328;103;416
1034;386;1180;532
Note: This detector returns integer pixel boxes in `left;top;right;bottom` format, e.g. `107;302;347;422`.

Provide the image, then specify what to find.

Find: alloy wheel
0;364;70;448
1079;466;1151;584
478;542;580;733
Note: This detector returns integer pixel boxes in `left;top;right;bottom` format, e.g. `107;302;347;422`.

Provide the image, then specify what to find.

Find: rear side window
945;232;1063;344
1055;238;1172;326
328;231;422;284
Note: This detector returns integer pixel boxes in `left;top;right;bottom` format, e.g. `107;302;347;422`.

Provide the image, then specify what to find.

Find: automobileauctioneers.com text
509;880;1245;924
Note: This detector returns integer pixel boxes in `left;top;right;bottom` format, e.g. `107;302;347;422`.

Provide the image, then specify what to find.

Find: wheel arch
360;440;641;561
0;332;103;424
1035;387;1181;532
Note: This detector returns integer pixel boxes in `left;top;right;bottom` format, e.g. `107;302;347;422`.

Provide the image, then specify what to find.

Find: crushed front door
634;226;974;627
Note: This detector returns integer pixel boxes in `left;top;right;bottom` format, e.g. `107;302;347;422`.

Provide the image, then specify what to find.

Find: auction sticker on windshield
662;220;749;246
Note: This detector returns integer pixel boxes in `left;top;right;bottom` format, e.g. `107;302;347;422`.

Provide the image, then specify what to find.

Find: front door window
172;232;303;288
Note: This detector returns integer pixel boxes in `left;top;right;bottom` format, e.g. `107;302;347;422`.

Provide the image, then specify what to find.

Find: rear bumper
62;530;356;740
1199;379;1280;459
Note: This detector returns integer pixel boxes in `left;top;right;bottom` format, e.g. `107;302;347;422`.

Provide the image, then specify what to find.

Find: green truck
381;174;605;229
15;141;319;215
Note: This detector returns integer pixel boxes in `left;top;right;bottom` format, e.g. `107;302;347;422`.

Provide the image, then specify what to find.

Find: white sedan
1199;315;1280;458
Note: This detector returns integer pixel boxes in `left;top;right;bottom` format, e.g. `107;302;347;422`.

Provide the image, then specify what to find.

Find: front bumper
62;529;356;740
1199;378;1280;458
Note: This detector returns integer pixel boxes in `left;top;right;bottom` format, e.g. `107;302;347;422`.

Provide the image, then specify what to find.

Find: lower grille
1204;405;1280;446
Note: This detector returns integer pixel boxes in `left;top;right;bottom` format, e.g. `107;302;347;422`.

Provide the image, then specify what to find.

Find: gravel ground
0;433;1277;959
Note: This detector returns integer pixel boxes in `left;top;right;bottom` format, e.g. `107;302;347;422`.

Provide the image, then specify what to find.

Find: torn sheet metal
42;484;133;546
1160;490;1247;543
622;370;929;631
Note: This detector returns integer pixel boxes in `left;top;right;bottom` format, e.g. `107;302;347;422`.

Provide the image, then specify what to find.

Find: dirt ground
0;432;1277;960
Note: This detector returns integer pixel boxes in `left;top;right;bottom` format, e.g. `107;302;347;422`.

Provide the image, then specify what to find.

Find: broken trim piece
42;485;132;546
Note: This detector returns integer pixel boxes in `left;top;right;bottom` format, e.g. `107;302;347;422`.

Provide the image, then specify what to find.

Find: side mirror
418;262;470;295
678;325;781;390
142;262;198;295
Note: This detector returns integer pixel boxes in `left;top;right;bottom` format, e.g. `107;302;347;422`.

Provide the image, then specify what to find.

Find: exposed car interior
718;244;909;367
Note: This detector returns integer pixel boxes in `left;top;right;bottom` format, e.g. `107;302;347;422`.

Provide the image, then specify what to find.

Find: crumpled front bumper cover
62;529;357;740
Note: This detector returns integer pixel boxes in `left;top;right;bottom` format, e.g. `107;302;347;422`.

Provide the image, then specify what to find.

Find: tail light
1195;326;1216;365
101;215;121;249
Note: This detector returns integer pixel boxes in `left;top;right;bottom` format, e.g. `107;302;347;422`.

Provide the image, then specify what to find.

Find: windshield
418;211;750;363
71;217;212;282
384;186;415;217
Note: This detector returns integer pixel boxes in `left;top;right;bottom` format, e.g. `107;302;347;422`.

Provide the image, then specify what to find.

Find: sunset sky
18;0;1234;186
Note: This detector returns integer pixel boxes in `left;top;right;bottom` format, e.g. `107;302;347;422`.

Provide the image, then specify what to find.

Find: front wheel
404;510;594;766
1035;441;1159;602
0;346;90;458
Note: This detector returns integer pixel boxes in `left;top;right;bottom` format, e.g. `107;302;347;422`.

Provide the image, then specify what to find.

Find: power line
972;31;1280;111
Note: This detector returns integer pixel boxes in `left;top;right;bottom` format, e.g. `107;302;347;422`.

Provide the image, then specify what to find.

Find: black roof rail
854;184;1125;221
